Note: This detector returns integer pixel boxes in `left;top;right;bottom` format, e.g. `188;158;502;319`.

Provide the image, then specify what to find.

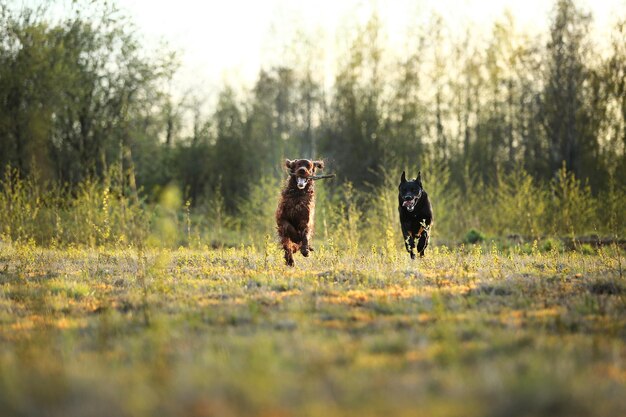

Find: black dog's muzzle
402;190;422;212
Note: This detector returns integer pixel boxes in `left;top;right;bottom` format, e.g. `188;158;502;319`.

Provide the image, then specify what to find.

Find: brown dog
276;159;324;266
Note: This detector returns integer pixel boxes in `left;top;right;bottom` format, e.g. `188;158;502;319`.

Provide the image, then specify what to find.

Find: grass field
1;241;625;417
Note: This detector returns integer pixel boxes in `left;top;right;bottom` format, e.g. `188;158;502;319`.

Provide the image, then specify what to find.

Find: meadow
2;0;626;415
1;240;625;417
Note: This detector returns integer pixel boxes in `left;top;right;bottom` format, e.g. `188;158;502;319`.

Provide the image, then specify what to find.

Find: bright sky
16;0;626;104
113;0;624;102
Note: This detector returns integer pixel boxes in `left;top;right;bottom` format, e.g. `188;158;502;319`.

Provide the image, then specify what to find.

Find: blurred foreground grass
0;242;625;417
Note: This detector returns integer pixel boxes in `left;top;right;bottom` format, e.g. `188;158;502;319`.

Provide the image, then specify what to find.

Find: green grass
0;242;625;417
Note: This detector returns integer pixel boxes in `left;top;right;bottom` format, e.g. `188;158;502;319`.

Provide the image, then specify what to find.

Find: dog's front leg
416;230;428;257
278;220;298;266
299;223;311;257
283;246;295;266
402;224;416;259
416;220;431;257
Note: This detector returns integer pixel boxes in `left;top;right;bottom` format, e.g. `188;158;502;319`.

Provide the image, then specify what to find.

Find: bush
464;229;485;244
540;238;564;253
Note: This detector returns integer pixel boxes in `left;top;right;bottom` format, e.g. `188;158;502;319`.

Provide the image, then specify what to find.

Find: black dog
398;171;433;259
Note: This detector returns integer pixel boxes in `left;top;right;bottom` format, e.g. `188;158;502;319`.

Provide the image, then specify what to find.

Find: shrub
464;229;485;244
540;238;564;253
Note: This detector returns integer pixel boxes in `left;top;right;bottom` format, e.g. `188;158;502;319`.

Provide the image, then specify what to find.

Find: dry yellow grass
0;242;625;417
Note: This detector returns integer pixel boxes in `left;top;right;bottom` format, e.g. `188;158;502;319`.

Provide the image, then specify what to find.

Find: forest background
1;0;625;250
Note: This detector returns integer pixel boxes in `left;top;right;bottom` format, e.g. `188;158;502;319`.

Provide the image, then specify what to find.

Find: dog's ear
401;171;407;184
285;159;295;170
417;171;422;183
313;160;324;170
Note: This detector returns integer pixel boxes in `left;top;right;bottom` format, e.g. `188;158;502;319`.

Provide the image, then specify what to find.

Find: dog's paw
301;247;310;257
410;252;416;260
285;252;295;266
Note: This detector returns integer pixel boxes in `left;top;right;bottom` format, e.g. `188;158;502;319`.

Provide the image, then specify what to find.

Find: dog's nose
403;195;412;201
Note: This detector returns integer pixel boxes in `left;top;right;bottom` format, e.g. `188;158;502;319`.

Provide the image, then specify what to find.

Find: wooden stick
290;173;336;180
309;174;336;180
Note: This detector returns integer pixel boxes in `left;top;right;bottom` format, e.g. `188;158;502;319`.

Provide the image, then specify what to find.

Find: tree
0;2;176;187
322;14;385;189
604;18;626;179
212;87;247;212
384;28;428;167
541;0;595;181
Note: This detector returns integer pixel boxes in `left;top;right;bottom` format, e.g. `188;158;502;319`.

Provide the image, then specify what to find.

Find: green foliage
493;166;547;237
362;165;402;253
578;243;596;255
322;14;385;189
0;164;148;247
549;163;595;236
540;238;564;253
598;172;626;238
464;229;486;244
419;157;458;241
1;163;624;250
0;166;46;243
148;185;183;248
0;1;177;185
2;2;626;414
237;176;281;246
0;0;625;249
316;181;362;253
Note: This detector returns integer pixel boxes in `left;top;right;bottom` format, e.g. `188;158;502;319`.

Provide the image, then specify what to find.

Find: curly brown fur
276;158;324;266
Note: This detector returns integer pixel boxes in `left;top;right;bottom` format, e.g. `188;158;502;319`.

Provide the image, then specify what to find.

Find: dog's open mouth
296;177;309;189
403;196;418;212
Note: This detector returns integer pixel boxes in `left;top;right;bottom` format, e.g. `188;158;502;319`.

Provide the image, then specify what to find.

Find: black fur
398;171;433;259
